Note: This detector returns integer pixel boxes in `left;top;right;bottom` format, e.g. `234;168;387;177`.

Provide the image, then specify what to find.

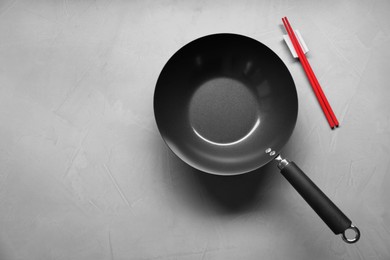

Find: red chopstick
284;17;339;128
282;16;339;129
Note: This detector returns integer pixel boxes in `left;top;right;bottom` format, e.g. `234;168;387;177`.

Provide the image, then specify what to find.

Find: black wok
154;33;359;243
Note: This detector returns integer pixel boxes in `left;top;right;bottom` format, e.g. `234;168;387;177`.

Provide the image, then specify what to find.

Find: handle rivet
265;148;271;153
270;151;276;156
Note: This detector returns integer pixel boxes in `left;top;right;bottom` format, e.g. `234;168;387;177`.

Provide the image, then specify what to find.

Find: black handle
278;160;360;243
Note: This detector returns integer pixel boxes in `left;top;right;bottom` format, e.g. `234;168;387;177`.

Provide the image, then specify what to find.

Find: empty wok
153;33;360;243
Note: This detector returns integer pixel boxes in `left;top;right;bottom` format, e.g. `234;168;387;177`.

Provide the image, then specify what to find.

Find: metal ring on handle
341;225;360;244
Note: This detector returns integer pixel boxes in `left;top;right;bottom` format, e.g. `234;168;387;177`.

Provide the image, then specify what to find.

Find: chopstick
282;16;339;129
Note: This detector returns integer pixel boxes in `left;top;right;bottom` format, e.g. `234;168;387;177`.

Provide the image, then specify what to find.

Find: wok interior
154;34;298;175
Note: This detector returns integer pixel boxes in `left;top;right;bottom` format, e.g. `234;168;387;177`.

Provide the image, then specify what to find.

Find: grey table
0;0;389;259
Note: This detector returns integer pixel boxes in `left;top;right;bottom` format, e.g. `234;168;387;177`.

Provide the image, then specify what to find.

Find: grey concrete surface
0;0;389;259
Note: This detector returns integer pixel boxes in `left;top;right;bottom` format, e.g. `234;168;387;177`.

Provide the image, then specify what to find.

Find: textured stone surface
0;0;389;259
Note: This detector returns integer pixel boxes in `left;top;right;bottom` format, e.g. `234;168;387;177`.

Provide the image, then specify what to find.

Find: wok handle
276;156;360;243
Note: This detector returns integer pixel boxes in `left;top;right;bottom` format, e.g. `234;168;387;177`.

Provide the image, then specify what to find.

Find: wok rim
153;33;298;175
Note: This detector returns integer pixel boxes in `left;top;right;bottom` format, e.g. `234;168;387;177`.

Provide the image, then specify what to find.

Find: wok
153;33;360;243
